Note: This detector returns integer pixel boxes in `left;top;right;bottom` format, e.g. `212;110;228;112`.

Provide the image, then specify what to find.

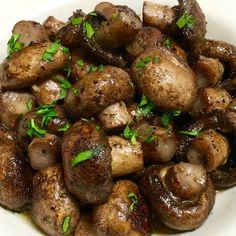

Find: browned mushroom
28;133;62;170
187;130;230;172
93;180;151;236
139;163;215;231
0;90;35;129
108;135;144;177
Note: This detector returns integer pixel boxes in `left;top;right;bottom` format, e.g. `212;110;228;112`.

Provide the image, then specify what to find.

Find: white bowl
0;0;236;235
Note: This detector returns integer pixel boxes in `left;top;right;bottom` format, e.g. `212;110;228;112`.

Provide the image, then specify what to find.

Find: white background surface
0;0;236;235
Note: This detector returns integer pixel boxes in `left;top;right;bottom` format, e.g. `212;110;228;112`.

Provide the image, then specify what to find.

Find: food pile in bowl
0;0;236;235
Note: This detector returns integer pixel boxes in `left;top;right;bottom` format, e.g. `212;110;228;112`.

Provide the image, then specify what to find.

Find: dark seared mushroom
98;102;133;130
191;56;224;88
177;0;206;46
28;133;62;170
139;163;215;231
189;88;232;117
61;120;112;204
143;1;179;34
108;135;144;177
43;16;65;40
77;12;126;67
187;130;230;172
93;180;151;236
31;164;80;236
94;3;142;49
12;20;49;46
131;47;197;111
227;98;236;113
0;90;35;129
64;66;134;119
218;78;236;94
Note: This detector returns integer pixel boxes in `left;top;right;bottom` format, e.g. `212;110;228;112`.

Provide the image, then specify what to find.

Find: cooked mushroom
0;42;69;90
43;16;65;40
131;47;197;111
64;66;134;118
12;20;49;46
98;102;133;130
227;98;236;113
189;88;232;117
94;3;142;49
28;133;62;170
108;135;143;177
218;78;236;94
191;56;224;88
93;180;151;236
0;139;31;212
187;130;230;172
140;163;215;231
62;119;112;204
143;1;178;34
0;90;35;129
31;165;80;236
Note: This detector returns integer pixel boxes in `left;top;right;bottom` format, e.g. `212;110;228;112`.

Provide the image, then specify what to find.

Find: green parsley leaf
76;59;84;67
88;12;97;16
26;119;47;138
63;63;72;78
98;65;104;72
26;100;33;111
36;104;55;115
72;87;78;95
164;38;172;49
179;129;201;137
219;91;225;98
141;103;155;117
136;56;151;68
62;215;71;234
153;56;159;63
61;47;69;54
161;110;181;128
71;148;102;167
7;33;24;57
88;64;97;73
139;95;148;107
70;17;83;25
36;104;57;127
123;125;138;145
144;135;157;143
42;40;60;61
58;122;70;132
83;21;96;39
128;192;138;211
176;12;195;29
136;95;155;119
54;75;72;100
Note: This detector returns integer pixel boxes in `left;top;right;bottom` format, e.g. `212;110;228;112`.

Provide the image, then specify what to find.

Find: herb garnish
179;129;201;137
88;64;97;73
62;215;71;234
70;17;83;25
54;75;72;100
7;33;24;57
135;95;155;119
88;12;97;16
36;104;57;127
58;122;70;132
128;192;138;211
71;147;102;167
164;38;172;49
123;125;138;145
26;100;33;111
176;12;195;29
83;21;96;39
161;110;181;128
136;56;151;69
219;91;225;98
26;119;47;138
42;40;60;61
76;59;84;67
81;118;101;130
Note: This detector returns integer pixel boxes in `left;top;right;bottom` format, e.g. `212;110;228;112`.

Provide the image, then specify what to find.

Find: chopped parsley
179;129;201;137
219;91;225;98
123;125;138;145
42;40;60;61
54;75;72;100
128;192;138;211
139;94;148;107
161;110;181;128
7;33;24;57
88;64;97;73
61;47;69;54
58;122;70;132
62;215;71;234
36;104;57;127
176;12;195;29
72;87;78;95
98;64;104;72
136;95;155;119
164;38;172;49
136;56;151;69
26;100;33;111
83;21;96;39
26;119;47;138
63;63;72;78
88;12;97;16
153;56;159;63
71;147;102;167
76;59;84;67
70;17;83;25
144;134;157;143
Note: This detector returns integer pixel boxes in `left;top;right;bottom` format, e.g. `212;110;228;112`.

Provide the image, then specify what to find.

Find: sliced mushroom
143;1;178;34
43;16;65;40
0;90;35;129
140;163;215;231
28;133;62;170
31;165;80;236
108;135;143;177
64;66;134;118
190;88;232;117
93;180;151;236
191;56;224;88
62;120;112;204
98;102;133;130
187;130;230;172
131;47;197;111
12;20;49;46
0;42;69;90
